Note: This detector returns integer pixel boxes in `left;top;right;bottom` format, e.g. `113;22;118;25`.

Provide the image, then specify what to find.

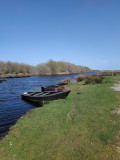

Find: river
0;72;98;138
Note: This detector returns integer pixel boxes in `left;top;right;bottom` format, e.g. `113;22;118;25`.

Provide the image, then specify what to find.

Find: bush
60;77;71;84
75;75;103;84
75;75;87;82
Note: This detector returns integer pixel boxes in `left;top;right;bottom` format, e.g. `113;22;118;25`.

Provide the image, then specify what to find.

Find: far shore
0;71;96;78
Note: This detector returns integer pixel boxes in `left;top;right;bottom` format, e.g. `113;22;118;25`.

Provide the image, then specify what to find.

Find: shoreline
0;71;96;79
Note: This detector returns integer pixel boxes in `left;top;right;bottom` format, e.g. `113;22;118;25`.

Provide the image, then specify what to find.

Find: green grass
0;76;120;160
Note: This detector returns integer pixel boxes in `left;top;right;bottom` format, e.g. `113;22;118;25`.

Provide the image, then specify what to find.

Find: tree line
0;60;91;76
0;61;33;75
36;60;91;75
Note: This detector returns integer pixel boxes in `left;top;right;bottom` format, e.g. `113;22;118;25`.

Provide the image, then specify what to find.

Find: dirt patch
112;108;120;115
111;84;120;91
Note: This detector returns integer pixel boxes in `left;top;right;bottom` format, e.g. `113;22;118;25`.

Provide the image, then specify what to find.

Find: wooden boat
21;90;71;106
41;82;68;91
41;85;59;91
58;82;68;85
7;75;30;78
0;78;4;83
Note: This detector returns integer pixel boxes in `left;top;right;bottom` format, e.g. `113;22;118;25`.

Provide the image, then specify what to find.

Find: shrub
60;77;71;84
75;75;87;82
75;75;103;84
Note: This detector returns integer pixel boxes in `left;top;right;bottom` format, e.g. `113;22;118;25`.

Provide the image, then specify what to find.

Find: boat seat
42;93;49;96
29;93;36;96
33;92;49;96
33;93;43;96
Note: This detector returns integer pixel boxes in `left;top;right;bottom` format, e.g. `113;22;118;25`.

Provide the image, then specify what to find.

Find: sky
0;0;120;70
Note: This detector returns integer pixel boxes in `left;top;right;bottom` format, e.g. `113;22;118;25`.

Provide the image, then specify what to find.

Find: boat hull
41;83;68;91
21;90;71;106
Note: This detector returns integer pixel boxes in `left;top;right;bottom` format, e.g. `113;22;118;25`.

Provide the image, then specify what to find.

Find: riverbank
0;73;31;79
0;76;120;160
0;70;95;78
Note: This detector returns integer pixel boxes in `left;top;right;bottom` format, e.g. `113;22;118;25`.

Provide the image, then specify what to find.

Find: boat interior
26;91;58;96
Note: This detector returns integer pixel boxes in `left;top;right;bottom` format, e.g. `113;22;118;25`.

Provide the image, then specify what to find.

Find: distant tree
47;60;59;75
0;61;5;75
36;63;51;75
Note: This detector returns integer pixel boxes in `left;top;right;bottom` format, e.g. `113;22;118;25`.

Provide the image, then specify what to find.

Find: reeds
60;77;71;84
100;71;120;76
75;75;103;84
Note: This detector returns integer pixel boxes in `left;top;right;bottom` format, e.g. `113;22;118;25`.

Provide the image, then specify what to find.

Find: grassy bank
0;76;120;160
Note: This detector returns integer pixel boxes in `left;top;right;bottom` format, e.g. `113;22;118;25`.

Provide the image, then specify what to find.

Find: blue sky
0;0;120;70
